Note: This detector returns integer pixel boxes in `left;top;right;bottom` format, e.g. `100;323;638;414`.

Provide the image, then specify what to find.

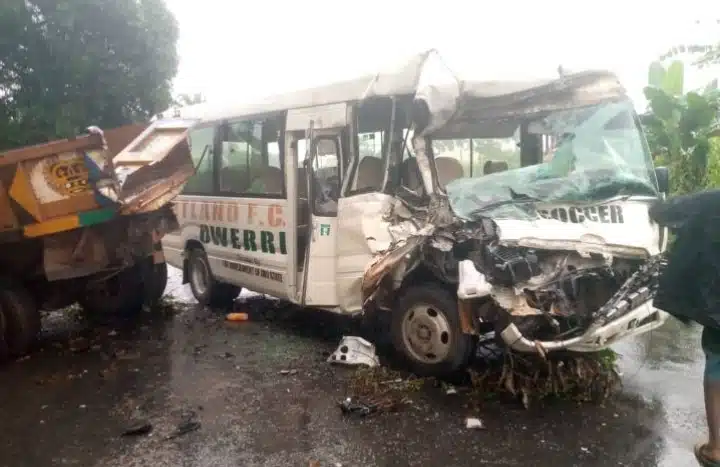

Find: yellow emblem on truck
43;153;90;196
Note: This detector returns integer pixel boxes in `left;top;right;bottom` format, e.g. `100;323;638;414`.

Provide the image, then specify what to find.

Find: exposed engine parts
408;222;663;346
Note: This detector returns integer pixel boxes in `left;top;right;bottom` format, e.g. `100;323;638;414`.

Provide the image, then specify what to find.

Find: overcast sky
165;0;720;108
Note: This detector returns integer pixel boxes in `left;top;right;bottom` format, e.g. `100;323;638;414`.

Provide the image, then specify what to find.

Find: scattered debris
445;386;458;395
280;369;298;376
328;336;379;367
166;420;201;440
338;397;378;417
465;417;484;430
121;421;153;437
468;349;621;408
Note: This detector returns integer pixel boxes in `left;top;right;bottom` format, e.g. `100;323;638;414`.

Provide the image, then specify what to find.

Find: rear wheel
78;263;145;318
391;284;473;377
187;248;240;308
0;305;10;363
0;279;41;359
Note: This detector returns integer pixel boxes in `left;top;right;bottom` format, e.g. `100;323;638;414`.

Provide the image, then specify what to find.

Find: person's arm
650;189;720;227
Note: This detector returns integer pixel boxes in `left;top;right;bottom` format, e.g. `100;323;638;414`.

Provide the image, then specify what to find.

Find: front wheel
142;260;168;309
187;248;240;308
78;263;145;318
391;284;474;377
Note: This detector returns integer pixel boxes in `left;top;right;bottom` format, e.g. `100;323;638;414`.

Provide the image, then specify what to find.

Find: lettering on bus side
221;260;283;282
199;224;287;255
537;205;625;224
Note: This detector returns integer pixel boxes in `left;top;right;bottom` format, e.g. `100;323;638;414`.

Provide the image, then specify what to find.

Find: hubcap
191;258;210;296
401;304;452;364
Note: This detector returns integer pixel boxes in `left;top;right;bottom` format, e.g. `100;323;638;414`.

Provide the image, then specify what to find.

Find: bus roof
158;50;626;125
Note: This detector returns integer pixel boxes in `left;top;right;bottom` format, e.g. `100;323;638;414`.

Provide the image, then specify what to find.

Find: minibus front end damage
361;200;667;357
357;52;668;357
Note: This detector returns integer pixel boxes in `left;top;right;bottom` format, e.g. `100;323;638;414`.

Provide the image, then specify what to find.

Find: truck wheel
187;248;240;308
0;309;10;363
0;279;41;358
143;259;168;309
79;264;145;317
391;284;473;377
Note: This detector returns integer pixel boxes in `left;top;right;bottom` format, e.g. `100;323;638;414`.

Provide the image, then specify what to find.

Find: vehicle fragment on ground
327;336;380;367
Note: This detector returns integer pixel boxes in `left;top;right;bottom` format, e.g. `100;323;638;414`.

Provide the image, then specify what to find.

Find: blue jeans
703;326;720;382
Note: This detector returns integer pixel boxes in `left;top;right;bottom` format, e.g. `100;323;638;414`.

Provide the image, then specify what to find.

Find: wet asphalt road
0;267;707;467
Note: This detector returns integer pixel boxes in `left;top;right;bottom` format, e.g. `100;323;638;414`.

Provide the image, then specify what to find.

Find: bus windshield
444;99;659;220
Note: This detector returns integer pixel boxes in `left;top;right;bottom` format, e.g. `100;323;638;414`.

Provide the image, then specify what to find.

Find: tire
0;309;10;363
78;263;145;318
187;248;240;308
142;260;168;309
0;279;41;358
391;284;473;377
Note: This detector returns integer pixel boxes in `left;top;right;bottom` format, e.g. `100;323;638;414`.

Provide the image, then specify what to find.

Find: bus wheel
0;279;41;358
391;284;473;377
142;259;168;309
79;264;145;318
187;248;240;308
0;311;9;363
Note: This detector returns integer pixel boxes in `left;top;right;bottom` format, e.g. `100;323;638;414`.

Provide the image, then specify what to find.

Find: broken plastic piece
457;260;492;299
121;421;153;437
226;312;249;322
328;336;380;367
465;417;484;429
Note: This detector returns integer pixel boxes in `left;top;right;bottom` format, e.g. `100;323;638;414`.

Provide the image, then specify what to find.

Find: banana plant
641;60;720;194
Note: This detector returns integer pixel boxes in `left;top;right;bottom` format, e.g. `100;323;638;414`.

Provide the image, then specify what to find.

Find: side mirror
655;166;669;194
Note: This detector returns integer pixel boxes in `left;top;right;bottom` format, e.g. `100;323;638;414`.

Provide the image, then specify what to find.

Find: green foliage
648;60;685;96
641;61;720;194
0;0;179;151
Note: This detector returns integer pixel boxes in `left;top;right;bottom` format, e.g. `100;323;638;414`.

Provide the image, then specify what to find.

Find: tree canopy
0;0;179;151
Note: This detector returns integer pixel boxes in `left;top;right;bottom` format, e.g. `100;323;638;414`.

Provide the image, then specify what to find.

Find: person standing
650;190;720;467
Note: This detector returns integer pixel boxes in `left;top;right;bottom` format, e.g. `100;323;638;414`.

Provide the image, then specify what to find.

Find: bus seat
356;156;383;191
401;157;423;191
248;166;283;194
483;160;509;175
435;157;464;186
219;167;251;192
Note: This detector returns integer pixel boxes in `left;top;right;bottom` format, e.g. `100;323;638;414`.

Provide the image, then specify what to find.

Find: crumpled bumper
499;300;668;353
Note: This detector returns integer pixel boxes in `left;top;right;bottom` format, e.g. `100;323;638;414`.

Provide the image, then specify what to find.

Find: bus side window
219;118;284;197
430;138;520;186
312;137;340;216
347;98;393;195
182;125;216;194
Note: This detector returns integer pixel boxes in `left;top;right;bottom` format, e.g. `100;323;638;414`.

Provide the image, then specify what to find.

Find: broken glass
446;100;659;220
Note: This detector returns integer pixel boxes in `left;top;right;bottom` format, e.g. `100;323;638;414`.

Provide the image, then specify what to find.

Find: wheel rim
401;303;453;364
191;257;210;296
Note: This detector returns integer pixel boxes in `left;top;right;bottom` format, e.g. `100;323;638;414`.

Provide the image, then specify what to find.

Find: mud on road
0;268;706;467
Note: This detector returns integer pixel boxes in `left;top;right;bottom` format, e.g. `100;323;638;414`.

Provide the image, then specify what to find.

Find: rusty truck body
0;121;195;362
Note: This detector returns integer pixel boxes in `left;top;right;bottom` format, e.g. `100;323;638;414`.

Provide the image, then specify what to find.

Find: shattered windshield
445;100;658;220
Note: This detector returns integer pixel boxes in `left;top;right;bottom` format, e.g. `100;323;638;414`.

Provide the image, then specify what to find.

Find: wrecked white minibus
159;50;669;376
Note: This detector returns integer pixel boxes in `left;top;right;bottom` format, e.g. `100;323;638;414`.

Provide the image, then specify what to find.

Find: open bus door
285;103;349;308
